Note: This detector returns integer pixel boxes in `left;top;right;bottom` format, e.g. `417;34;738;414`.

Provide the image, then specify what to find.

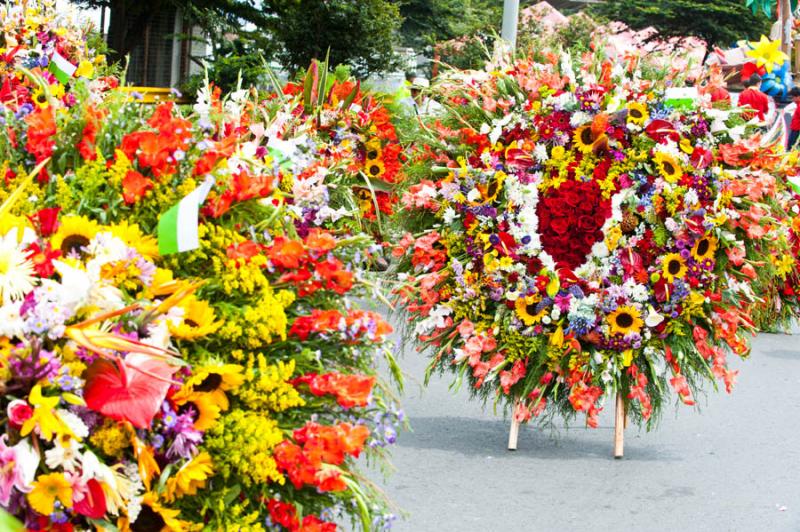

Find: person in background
410;77;443;117
738;74;770;122
787;87;800;149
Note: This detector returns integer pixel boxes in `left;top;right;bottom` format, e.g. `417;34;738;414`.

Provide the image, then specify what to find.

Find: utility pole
501;0;520;49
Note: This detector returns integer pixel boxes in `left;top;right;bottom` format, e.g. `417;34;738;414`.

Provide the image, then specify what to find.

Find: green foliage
268;0;403;77
399;0;502;50
590;0;772;52
182;37;267;95
517;12;596;56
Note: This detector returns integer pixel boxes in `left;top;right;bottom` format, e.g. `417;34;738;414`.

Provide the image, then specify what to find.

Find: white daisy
0;230;36;304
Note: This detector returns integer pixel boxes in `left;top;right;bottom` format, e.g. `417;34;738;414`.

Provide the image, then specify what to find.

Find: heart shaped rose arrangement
393;53;799;428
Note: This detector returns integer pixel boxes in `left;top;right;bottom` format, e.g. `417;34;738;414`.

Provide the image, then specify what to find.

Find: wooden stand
613;392;625;459
508;413;520;451
507;393;627;457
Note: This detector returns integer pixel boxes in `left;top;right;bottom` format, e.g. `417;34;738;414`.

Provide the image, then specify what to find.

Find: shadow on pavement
397;415;679;462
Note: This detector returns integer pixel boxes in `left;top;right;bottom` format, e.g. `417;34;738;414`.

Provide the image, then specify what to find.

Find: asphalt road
373;328;800;532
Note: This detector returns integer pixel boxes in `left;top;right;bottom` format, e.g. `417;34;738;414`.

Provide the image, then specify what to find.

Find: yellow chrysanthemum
626;102;649;125
169;297;222;340
515;296;547;326
164;452;214;502
691;235;717;262
28;473;73;515
51;215;99;257
653;152;683;183
662;252;688;283
184;364;245;411
607;305;644;336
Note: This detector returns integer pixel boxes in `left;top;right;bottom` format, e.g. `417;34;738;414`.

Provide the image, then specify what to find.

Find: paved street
375;331;800;532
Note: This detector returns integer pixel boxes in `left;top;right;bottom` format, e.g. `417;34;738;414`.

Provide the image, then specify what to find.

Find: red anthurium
28;207;60;236
73;478;107;519
83;354;177;429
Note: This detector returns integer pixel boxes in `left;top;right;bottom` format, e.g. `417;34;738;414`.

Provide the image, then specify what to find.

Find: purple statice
164;406;203;460
14;102;34;119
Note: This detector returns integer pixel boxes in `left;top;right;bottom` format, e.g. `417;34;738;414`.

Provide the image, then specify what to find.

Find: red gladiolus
267;499;300;530
122;170;152;204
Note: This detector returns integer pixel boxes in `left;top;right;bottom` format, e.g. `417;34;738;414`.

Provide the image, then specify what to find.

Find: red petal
83;355;177;429
73;479;107;520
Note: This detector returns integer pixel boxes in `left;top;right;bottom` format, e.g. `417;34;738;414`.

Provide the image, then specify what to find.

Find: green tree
591;0;772;58
268;0;402;77
398;0;501;50
72;0;402;81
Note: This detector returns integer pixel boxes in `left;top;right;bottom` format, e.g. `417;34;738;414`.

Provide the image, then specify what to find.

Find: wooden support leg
508;415;520;451
613;392;625;459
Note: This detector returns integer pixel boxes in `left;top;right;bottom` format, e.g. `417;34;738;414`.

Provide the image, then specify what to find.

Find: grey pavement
372;329;800;532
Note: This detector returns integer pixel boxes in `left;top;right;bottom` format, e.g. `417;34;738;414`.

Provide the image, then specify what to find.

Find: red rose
550;216;570;235
7;400;32;428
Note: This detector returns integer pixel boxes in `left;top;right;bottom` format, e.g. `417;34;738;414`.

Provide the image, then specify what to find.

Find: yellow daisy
662;252;688;283
51;215;99;257
109;221;159;258
626;102;649;125
364;139;383;161
607;305;644;336
691;235;717;262
27;472;73;515
653;152;683;183
515;296;547;326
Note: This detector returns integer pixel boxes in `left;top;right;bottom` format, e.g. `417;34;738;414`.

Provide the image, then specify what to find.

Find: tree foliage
590;0;772;52
398;0;501;50
73;0;403;81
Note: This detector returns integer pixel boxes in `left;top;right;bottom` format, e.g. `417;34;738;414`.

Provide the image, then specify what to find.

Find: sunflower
0;230;36;303
184;364;245;411
109;221;159;258
364;139;383;161
169;297;222;340
515;296;547;326
691;235;717;262
626;102;649;125
173;389;221;431
163;452;214;502
573;124;608;154
662;252;687;283
123;492;184;532
479;171;506;203
653;152;683;183
51;215;99;257
607;305;644;336
573;125;596;153
31;87;49;109
364;159;385;179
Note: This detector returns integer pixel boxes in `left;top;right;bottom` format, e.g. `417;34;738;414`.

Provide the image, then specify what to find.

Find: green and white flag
787;175;800;195
49;51;77;84
157;177;215;255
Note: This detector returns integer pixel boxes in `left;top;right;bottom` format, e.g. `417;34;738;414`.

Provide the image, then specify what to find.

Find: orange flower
304;229;337;254
122;170;153;204
268;237;307;269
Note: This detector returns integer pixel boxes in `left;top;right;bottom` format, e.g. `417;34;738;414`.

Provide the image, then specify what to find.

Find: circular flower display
394;53;799;427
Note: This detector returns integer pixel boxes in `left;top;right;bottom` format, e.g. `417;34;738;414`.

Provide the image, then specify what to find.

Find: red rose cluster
536;179;612;270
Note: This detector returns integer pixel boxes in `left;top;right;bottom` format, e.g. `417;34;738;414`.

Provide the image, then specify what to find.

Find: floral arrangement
392;50;799;428
0;3;404;530
194;60;405;241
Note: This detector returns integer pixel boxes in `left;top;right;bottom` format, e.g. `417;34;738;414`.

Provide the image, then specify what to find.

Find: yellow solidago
218;288;293;348
163;452;214;502
90;420;132;458
236;354;305;412
205;410;285;486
